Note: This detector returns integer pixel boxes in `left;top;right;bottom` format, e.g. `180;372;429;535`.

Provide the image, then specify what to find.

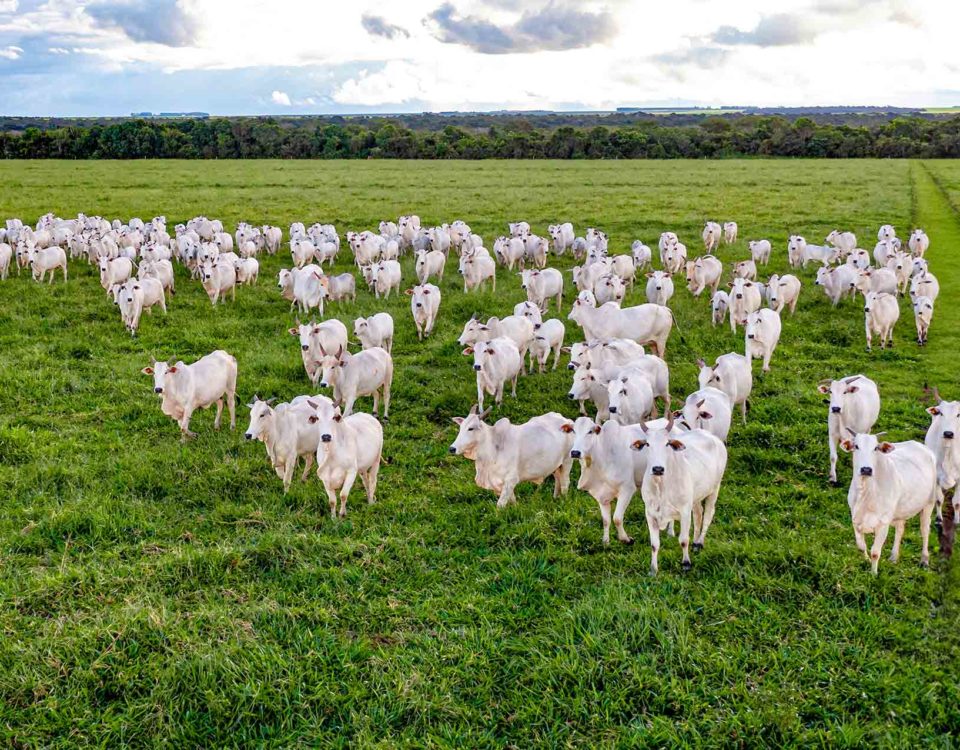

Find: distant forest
2;110;959;159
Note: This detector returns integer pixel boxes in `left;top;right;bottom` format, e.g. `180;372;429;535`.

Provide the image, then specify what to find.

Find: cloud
0;0;18;12
48;47;71;55
361;14;410;40
85;0;200;47
0;45;23;59
712;14;819;47
271;90;291;106
426;1;617;54
653;46;729;70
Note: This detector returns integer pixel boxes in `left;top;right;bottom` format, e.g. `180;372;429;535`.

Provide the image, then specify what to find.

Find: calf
817;375;880;483
465;337;522;410
744;308;782;372
631;240;652;270
685;256;722;297
309;398;383;518
234;257;259;286
142;350;237;439
697;353;752;424
407;284;441;340
316;345;393;419
631;417;728;575
521;268;563;311
354;313;394;353
767;273;801;315
245;396;324;493
645;271;675;306
28;246;68;283
841;431;938;574
530;319;565;373
711;290;730;327
863;291;899;352
450;407;573;508
912;295;933;345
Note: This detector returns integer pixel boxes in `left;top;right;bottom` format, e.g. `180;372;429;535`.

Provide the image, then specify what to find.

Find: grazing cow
817;375;880;484
415;249;446;284
407;284;441;340
685;256;723;297
465;337;522;410
733;259;758;281
450;407;573;509
645;270;675;306
744;308;782;372
711;290;730;327
142;350;237;439
912;295;934;345
548;222;575;255
815;265;858;306
290;320;349;386
723;222;738;244
98;256;133;291
371;260;402;300
607;370;655;425
461;253;497;293
748;240;770;266
530;319;565;373
677;387;733;442
316;345;393;419
697;353;752;424
594;273;626;306
199;259;237;305
458;315;534;372
631;417;728;575
354;313;394;353
854;268;897;298
826;230;857;258
863;291;899;352
728;278;762;333
702;222;722;253
245;396;324;493
909;229;930;257
909;272;939;304
631;240;653;270
568;297;673;357
309;398;383;518
840;431;938;574
766;273;801;315
520;268;563;312
924;389;960;522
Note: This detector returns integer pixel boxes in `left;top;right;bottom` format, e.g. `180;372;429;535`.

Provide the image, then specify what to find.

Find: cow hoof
681;560;693;572
692;542;704;552
621;536;634;545
920;559;930;569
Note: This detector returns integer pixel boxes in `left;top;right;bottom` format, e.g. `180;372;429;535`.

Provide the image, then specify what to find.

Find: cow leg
646;514;661;576
598;500;613;546
552;344;561;371
214;399;224;430
741;400;748;425
554;457;572;497
342;397;356;417
612;488;634;544
362;461;380;504
179;408;197;440
372;388;380;418
762;349;772;372
869;524;890;575
338;470;358;518
828;431;839;484
920;504;933;568
282;459;296;493
496;480;516;509
322;481;338;519
889;520;906;562
228;390;236;429
696;487;720;548
477;380;484;411
510;373;518;398
865;319;872;352
300;453;314;482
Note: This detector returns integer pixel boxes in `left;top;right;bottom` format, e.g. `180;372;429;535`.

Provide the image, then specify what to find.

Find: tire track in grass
913;161;960;674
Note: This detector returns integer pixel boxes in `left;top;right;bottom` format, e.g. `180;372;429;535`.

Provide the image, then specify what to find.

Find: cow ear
141;367;154;374
845;386;859;394
452;417;464;425
667;439;686;451
167;366;178;374
927;406;942;416
560;423;573;433
404;288;413;295
816;384;831;394
699;410;714;420
462;347;474;356
308;415;318;423
592;424;601;434
333;413;342;422
878;442;895;453
288;327;298;336
839;439;854;453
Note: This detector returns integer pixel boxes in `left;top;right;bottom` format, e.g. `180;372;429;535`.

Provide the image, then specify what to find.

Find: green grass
0;159;958;747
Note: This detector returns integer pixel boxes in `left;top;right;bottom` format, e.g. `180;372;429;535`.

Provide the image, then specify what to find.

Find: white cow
98;256;133;291
407;283;441;340
520;268;563;312
909;229;930;257
594;273;625;306
309;398;383;518
607;370;655;425
766;273;801;315
354;313;394;353
509;221;530;238
702;221;722;253
461;254;497;293
631;417;728;575
711;290;730;327
817;375;880;484
840;432;938;574
449;407;573;509
291;238;316;268
199;259;237;305
645;271;675;307
530;319;565;373
697;353;752;424
815;265;858;306
142;350;237;439
744;308;782;372
465;337;522;410
877;224;897;243
458;315;534;372
244;396;323;493
723;222;738;244
827;230;857;258
913;295;934;346
863;291;899;352
568;298;673;357
678;387;733;443
749;239;771;266
316;345;393;419
924;389;960;521
728;278;762;333
685;256;723;297
661;242;688;275
631;240;653;271
514;300;543;326
289;320;349;386
909;272;939;303
0;242;10;280
116;277;166;336
548;222;575;255
415;249;446;284
371;260;402;300
494;236;526;269
289;265;326;315
139;259;175;295
733;259;758;281
803;243;838;267
234;257;259;286
854;268;897;298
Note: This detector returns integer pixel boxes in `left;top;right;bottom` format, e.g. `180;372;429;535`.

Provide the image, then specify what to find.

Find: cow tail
671;309;686;345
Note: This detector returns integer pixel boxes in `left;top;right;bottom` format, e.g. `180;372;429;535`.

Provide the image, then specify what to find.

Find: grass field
0;159;958;747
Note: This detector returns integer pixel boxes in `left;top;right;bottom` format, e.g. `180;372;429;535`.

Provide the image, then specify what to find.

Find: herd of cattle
0;213;953;576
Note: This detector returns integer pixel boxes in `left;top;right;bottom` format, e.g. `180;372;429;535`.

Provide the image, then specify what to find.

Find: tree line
2;115;959;159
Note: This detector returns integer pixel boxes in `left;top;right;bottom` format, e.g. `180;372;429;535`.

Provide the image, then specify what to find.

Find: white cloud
271;90;292;106
0;0;18;12
0;44;22;59
48;47;71;55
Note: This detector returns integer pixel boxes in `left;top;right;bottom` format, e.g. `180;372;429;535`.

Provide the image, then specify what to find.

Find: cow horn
639;420;649;434
666;412;675;431
468;403;478;415
265;397;277;405
479;406;492;420
846;427;857;437
874;431;887;437
817;378;833;387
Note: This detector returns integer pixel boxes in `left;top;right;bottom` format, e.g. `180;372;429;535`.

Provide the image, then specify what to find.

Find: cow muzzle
154;387;163;394
448;445;457;454
473;364;481;371
301;345;309;351
736;294;743;299
831;406;841;414
608;406;618;413
651;465;665;476
570;449;581;458
944;431;955;440
859;467;873;477
244;433;254;440
321;434;332;443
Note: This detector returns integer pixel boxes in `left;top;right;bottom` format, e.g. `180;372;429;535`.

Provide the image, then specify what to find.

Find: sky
0;0;958;116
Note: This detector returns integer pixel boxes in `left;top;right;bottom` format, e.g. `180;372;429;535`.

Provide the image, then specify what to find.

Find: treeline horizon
3;114;959;159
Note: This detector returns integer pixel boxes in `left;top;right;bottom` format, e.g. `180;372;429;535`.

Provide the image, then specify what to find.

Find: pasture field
0;159;958;747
